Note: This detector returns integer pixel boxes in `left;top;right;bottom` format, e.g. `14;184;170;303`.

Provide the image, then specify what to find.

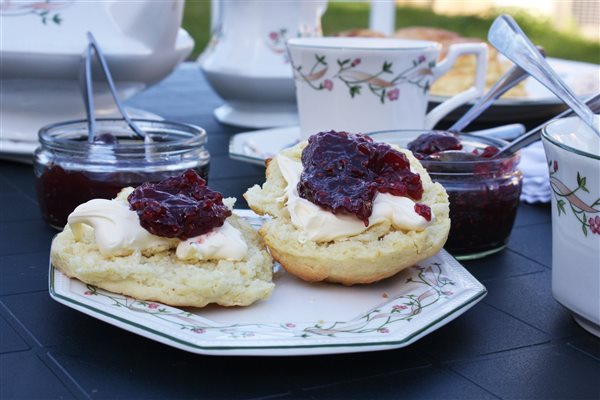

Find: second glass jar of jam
369;131;523;260
34;118;210;229
422;151;522;259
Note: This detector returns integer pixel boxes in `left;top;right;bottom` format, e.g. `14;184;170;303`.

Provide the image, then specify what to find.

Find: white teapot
199;0;327;128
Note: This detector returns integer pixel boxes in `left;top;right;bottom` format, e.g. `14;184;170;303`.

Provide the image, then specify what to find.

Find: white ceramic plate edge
49;263;486;356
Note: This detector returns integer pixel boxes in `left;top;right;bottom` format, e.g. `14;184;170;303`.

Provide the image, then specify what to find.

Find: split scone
51;170;274;307
244;131;450;285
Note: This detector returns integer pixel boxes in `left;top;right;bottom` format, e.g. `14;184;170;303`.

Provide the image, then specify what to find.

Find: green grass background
182;1;600;64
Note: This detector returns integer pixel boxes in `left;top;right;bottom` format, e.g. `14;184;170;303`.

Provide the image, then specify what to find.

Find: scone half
51;213;274;307
245;141;450;285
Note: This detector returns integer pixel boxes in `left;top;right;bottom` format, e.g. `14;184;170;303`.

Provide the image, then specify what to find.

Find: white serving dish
0;1;194;143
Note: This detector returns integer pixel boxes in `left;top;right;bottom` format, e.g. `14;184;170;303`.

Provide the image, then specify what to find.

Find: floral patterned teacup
542;115;600;337
286;37;487;139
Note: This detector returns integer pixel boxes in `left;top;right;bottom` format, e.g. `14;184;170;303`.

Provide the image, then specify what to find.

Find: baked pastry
394;27;527;98
335;28;387;38
394;27;460;44
245;131;450;285
51;171;274;307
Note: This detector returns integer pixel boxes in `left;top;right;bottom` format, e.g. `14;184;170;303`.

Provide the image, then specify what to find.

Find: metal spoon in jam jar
79;32;150;144
449;46;545;133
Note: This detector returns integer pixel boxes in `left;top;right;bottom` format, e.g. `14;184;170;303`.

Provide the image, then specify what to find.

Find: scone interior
244;141;450;285
51;213;274;308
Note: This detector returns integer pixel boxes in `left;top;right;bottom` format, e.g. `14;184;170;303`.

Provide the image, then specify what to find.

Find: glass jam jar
421;149;522;259
370;131;523;260
34;118;210;229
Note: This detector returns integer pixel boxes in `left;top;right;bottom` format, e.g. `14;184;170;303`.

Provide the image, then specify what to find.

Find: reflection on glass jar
423;154;522;259
34;119;210;229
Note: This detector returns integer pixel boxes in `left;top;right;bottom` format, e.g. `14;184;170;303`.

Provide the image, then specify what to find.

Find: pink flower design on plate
589;216;600;235
30;2;65;10
192;328;206;334
148;303;159;309
269;31;279;41
393;304;408;310
417;55;426;63
323;79;333;91
442;291;454;296
285;323;296;328
553;160;559;172
378;327;390;333
351;58;361;67
387;88;400;101
84;291;93;296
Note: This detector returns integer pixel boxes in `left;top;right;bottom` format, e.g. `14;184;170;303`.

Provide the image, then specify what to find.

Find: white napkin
519;141;551;203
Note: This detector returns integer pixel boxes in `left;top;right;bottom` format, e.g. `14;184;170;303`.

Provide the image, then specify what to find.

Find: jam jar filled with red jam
422;151;522;259
370;131;523;260
34;119;210;229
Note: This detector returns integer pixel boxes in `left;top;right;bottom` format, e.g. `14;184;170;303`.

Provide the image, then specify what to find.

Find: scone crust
51;214;274;307
244;142;450;285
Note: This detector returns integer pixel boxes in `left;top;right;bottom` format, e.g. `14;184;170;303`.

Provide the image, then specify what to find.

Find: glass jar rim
368;129;520;174
419;151;521;174
38;118;207;155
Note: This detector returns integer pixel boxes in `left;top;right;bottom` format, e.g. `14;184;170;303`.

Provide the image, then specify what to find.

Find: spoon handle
79;43;96;143
495;92;600;158
488;15;599;135
86;32;147;140
450;64;529;132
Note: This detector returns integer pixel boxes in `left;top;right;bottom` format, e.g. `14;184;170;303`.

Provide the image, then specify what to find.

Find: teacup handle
425;43;488;129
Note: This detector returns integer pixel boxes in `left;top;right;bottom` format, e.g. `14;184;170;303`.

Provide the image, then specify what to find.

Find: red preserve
298;131;429;225
407;131;500;160
407;131;463;159
128;170;231;240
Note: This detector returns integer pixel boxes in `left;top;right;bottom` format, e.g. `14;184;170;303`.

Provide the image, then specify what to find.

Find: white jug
199;0;327;128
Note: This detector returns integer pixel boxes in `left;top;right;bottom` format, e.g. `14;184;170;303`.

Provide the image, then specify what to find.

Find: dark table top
1;64;599;400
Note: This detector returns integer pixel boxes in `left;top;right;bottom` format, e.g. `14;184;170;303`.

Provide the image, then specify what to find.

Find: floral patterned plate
49;210;486;356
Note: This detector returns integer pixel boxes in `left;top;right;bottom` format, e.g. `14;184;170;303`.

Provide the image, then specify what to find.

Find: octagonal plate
49;210;486;356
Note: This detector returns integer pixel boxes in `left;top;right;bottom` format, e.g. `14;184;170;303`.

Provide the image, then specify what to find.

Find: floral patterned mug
542;115;600;337
286;37;487;139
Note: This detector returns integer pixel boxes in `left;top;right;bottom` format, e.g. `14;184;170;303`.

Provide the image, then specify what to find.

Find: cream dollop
176;221;248;261
68;196;248;261
68;198;176;257
276;155;433;242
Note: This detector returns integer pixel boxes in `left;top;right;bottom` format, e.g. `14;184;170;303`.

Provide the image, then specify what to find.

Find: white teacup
286;37;488;139
542;116;600;337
